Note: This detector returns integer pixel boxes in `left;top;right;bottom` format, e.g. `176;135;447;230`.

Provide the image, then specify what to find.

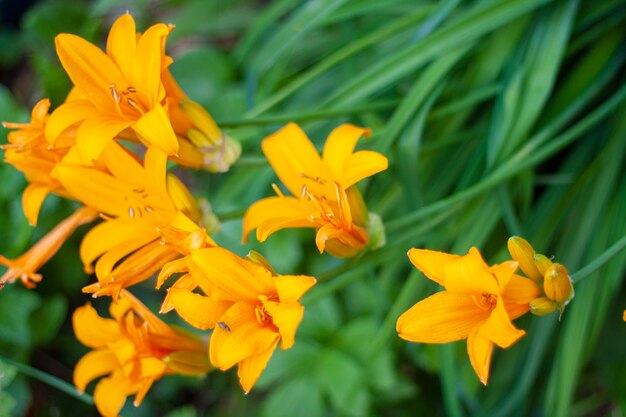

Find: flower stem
571;234;626;283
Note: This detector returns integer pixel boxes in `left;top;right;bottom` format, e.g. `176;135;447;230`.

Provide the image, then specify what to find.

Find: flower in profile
396;247;541;385
2;98;75;225
45;13;178;163
508;236;574;317
243;123;387;258
0;206;98;288
73;290;210;417
159;247;316;392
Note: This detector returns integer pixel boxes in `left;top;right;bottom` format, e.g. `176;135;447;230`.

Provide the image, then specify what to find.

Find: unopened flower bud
507;236;542;281
530;297;559;316
543;263;574;304
246;250;276;275
534;253;553;276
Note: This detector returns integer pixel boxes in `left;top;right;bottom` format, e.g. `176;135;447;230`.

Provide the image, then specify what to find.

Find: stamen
301;184;308;198
127;98;144;115
271;183;284;197
109;84;121;103
145;206;154;213
127;86;137;93
128;207;135;218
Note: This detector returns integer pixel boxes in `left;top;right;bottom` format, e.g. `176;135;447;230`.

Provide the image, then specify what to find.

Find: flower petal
467;328;493;385
106;14;136;81
396;291;489;343
243;196;317;243
237;339;279;393
407;248;460;286
478;300;525;349
93;372;134;417
169;288;232;330
74;349;119;392
45;100;99;146
263;300;304;349
133;23;171;107
443;247;500;295
274;274;317;303
340;150;388;189
321;124;371;180
76;114;133;164
73;303;120;348
502;274;542;305
490;261;519;290
22;183;52;226
209;301;280;370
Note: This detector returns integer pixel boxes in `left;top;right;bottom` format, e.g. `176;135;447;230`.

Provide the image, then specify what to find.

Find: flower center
473;293;497;311
109;84;146;116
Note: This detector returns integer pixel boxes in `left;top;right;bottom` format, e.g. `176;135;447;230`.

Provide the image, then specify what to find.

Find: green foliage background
1;0;625;416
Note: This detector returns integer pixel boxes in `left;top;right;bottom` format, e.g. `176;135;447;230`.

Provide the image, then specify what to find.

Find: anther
128;207;135;218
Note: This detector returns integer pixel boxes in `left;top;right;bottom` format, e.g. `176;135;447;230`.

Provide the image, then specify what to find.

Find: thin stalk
571;234;626;283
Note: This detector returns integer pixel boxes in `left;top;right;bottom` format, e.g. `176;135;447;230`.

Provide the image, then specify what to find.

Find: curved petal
106;14;136;80
321;124;371;180
74;349;119;392
502;274;542;305
93;372;134;417
478;300;525;349
237;339;279;393
262;123;329;197
73;303;120;348
45;100;99;146
467;328;493;385
263;300;304;349
133;23;171;106
209;301;279;371
504;302;531;320
407;248;460;286
22;183;52;226
274;275;317;303
340;150;388;189
169;288;232;330
131;105;178;155
188;248;275;302
243;196;317;243
76;114;133;164
443;247;500;295
396;291;489;343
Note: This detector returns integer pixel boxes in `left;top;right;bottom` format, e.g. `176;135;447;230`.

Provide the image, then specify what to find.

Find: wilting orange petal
106;14;136;80
407;248;460;286
478;300;525;349
467;328;493;385
321;124;371;179
74;349;119;392
502;274;542;305
209;301;279;370
22;183;52;226
263;300;304;349
243;196;316;243
443;248;500;295
93;372;134;417
396;292;489;343
237;339;279;394
262;123;329;197
168;288;232;330
340;150;388;189
73;303;120;348
274;275;317;303
131;105;178;155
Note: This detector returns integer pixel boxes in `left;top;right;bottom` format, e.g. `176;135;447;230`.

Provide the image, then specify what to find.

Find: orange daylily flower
73;290;210;417
0;206;98;288
243;123;388;258
45;13;178;163
2;98;75;225
53;141;214;298
159;247;316;392
397;247;541;385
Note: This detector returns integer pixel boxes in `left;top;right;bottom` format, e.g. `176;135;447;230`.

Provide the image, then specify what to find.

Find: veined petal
340;150;388;189
396;291;489;343
106;14;136;80
504;302;531;320
263;300;304;349
93;372;134;417
478;300;525;349
467;328;494;385
315;223;346;254
74;349;119;392
133;23;171;106
99;141;148;187
502;274;542;305
131;105;178;155
22;183;52;226
188;248;275;302
243;196;316;243
274;275;317;303
45;100;99;146
73;303;120;348
169;288;232;330
209;301;279;371
160;274;197;314
237;339;279;394
490;261;519;291
55;34;123;112
321;124;371;181
93;236;160;281
76;114;133;164
262;123;329;197
443;247;500;295
407;248;460;286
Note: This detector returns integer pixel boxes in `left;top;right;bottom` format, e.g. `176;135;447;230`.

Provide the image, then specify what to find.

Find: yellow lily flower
53;141;213;298
396;247;541;385
73;290;210;417
0;206;98;288
2;98;75;225
45;13;178;163
159;247;316;393
243;123;388;258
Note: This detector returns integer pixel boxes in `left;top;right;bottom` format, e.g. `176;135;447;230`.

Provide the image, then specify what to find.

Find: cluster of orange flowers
0;12;585;417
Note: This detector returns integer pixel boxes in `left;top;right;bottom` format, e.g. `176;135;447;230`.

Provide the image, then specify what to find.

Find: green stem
0;356;94;405
572;234;626;283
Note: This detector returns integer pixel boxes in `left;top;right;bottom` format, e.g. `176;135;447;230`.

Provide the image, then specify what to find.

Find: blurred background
1;0;626;416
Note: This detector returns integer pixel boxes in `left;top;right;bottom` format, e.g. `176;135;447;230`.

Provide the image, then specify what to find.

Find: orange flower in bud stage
45;13;178;164
53;141;215;299
2;99;76;225
161;70;241;172
397;247;541;385
158;247;316;393
0;206;99;288
243;123;388;258
73;290;210;417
